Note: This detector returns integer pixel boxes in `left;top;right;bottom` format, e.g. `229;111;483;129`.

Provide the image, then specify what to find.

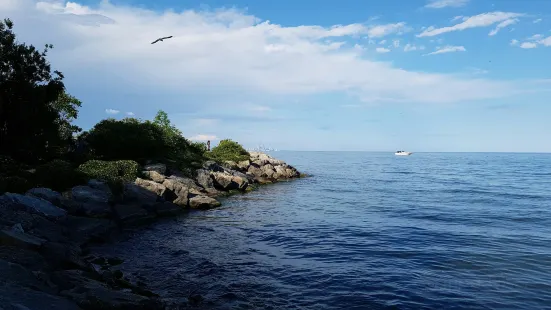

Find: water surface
93;152;551;310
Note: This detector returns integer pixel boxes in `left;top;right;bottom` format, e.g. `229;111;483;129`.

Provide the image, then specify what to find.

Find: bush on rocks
78;160;139;184
0;175;33;194
78;160;140;197
207;139;250;163
35;159;88;192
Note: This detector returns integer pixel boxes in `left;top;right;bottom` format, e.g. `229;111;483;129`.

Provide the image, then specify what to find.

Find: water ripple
92;152;551;309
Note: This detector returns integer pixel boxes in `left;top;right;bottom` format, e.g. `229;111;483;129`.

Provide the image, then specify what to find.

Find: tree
53;91;82;141
0;18;81;163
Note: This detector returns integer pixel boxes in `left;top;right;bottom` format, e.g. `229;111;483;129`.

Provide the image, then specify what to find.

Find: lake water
93;152;551;309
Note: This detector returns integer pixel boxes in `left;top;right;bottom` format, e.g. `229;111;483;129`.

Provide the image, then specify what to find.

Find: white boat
395;151;412;156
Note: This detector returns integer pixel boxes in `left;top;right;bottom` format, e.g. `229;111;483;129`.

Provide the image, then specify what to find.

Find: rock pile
0;153;303;309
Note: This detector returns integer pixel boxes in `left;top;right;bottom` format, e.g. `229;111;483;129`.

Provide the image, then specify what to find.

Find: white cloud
539;36;551;46
425;0;470;9
366;22;410;38
189;134;218;141
425;45;466;55
378;39;387;44
451;16;467;22
488;18;518;36
249;105;272;112
514;35;551;49
392;39;400;47
533;18;542;23
1;0;542;107
520;42;537;49
510;39;519;46
376;47;390;53
126;112;134;116
105;108;120;114
403;43;425;52
418;12;524;37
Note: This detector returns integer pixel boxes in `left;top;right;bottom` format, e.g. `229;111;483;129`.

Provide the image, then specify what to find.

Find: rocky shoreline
0;152;303;309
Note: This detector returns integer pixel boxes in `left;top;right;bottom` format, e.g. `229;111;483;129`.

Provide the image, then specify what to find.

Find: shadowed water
92;152;551;309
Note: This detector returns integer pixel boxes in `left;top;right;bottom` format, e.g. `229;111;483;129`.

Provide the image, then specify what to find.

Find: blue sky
3;0;551;152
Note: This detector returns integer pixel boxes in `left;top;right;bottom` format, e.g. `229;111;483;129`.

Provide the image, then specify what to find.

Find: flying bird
151;36;173;44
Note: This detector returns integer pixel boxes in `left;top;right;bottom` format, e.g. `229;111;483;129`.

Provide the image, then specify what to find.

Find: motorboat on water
395;151;412;156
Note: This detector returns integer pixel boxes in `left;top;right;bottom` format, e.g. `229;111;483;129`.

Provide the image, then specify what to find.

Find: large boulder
113;204;154;226
162;177;202;196
141;170;165;183
70;186;112;218
0;225;47;250
195;169;215;190
124;183;159;207
211;172;239;191
143;163;166;175
202;160;225;172
247;165;263;178
237;160;250;171
0;193;67;221
154;202;183;217
65;216;116;245
25;188;62;206
189;196;221;210
50;270;153;309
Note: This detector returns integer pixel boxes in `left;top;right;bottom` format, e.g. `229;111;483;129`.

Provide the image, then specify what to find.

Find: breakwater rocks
0;153;302;309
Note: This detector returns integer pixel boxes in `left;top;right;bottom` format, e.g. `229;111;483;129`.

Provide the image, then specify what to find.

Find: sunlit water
92;152;551;310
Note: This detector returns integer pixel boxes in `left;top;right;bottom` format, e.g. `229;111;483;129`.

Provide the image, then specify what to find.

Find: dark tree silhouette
0;18;81;163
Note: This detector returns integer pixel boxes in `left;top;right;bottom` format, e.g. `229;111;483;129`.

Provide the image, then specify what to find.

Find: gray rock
143;163;166;175
40;241;88;270
65;216;116;245
189;195;221;210
211;172;239;191
154;202;183;216
87;179;111;193
124;182;159;207
70;186;111;218
0;259;81;310
113;204;154;226
237;160;250;170
0;193;67;221
203;160;225;172
195;169;215;190
51;270;150;309
25;188;62;205
141;170;165;183
165;176;203;195
0;229;46;250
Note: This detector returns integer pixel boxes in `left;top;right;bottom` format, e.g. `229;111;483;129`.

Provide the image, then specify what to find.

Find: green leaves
207;139;250;163
0;18;79;164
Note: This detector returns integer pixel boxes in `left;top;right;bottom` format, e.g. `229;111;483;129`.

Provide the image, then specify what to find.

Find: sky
2;0;551;152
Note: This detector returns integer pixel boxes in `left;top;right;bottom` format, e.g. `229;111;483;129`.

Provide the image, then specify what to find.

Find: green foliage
84;118;170;163
0;19;80;164
78;160;139;184
0;176;33;194
53;91;82;141
207;139;250;163
34;159;87;192
83;111;206;176
191;141;208;154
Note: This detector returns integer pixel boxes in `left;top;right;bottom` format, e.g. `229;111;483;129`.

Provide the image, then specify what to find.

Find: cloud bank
0;0;540;108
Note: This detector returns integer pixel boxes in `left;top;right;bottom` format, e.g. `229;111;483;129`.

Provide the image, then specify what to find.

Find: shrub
0;176;33;194
78;160;139;184
34;159;88;191
207;139;250;163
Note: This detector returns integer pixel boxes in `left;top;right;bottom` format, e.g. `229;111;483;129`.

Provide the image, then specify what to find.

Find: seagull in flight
151;36;173;44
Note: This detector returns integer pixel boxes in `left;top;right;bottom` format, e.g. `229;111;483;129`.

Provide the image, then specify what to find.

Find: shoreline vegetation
0;18;304;309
